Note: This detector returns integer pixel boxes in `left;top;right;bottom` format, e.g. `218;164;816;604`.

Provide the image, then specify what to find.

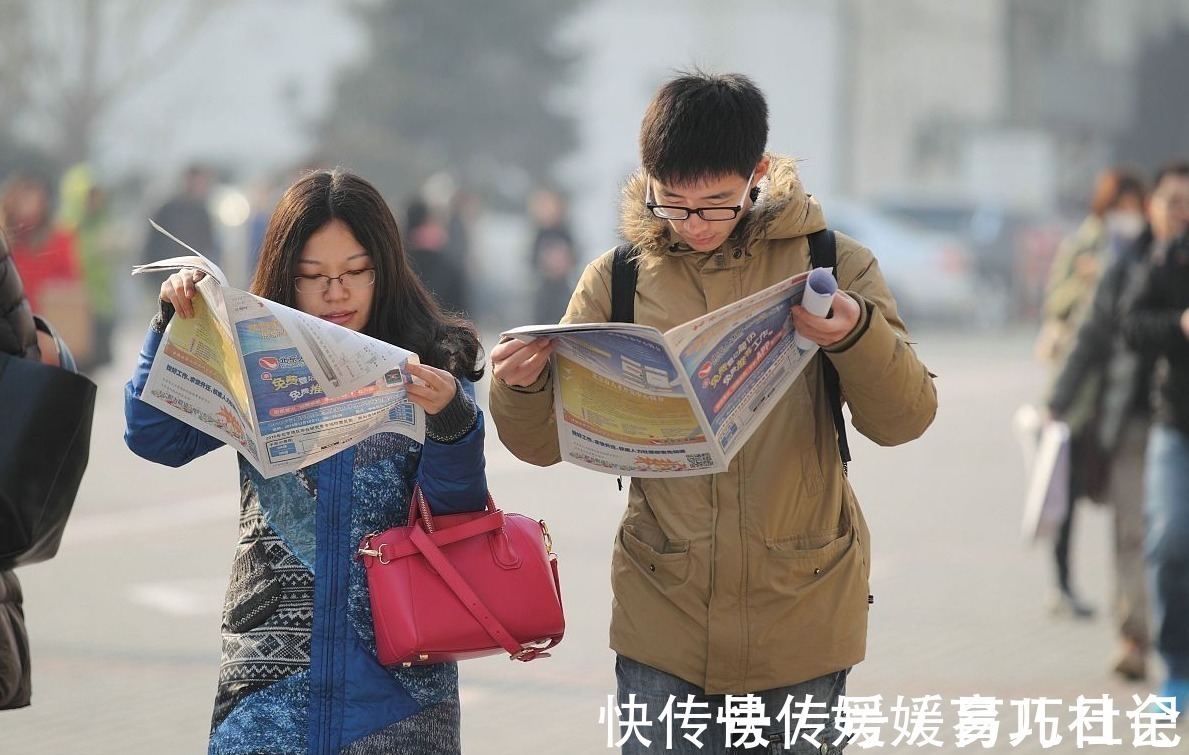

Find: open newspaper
503;268;833;477
132;225;423;478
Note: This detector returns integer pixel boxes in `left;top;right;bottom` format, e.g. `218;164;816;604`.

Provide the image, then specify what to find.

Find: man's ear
753;155;771;183
749;155;771;202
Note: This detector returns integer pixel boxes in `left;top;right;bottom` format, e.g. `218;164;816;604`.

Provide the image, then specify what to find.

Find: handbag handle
408;523;557;661
359;485;506;564
359;510;507;564
32;315;78;373
407;484;497;533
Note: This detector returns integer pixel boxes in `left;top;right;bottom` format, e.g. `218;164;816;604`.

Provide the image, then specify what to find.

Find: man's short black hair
639;71;768;186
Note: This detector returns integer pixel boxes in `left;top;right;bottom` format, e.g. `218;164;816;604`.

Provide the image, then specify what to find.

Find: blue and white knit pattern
209;432;457;753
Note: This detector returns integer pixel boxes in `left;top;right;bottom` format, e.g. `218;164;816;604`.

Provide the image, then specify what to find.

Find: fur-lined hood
617;153;825;259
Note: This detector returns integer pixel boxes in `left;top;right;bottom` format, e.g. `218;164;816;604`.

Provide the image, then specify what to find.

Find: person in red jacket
0;172;82;313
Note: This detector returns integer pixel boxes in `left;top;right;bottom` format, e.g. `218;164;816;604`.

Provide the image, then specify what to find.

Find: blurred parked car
872;196;1068;322
819;198;1002;327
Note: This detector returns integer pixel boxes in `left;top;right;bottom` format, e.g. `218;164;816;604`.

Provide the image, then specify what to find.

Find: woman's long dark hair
250;170;484;382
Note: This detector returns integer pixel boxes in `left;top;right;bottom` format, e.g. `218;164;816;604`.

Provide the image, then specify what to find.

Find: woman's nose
324;277;350;299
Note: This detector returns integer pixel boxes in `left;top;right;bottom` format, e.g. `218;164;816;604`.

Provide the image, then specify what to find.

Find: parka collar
617;154;826;261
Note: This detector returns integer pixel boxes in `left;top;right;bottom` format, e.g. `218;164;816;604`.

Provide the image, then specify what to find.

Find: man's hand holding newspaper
497;268;833;477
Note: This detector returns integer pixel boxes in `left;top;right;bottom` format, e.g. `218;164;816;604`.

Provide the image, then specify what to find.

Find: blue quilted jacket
124;327;487;753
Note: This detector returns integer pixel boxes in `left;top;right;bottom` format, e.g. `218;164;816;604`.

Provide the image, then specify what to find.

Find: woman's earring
749;186;761;202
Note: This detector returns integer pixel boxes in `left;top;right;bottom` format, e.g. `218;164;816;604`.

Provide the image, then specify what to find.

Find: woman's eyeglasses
294;269;376;293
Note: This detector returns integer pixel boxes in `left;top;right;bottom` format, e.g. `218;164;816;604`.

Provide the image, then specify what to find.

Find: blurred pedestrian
1;229;91;709
244;174;285;282
1034;167;1147;633
0;172;90;367
142;164;220;266
58;163;119;371
1038;167;1147;364
1046;162;1189;681
526;186;578;323
124;170;488;754
405;197;468;315
489;71;937;753
443;187;478;292
1121;160;1189;711
0;229;40;711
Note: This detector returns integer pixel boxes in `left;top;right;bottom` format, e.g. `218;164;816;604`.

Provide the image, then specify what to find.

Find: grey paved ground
0;323;1175;754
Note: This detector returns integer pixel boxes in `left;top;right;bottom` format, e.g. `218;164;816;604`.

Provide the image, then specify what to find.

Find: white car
816;198;1004;327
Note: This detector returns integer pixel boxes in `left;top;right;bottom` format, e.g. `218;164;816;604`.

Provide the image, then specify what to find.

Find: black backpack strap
610;243;639;324
610;243;639;490
806;229;851;469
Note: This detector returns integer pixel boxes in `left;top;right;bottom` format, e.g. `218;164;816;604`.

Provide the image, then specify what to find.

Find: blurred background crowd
4;0;1189;372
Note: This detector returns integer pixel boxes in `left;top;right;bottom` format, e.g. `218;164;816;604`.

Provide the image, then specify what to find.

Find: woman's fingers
159;269;206;318
403;362;457;415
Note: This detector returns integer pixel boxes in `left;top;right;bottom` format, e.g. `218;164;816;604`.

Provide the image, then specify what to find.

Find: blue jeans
1145;425;1189;680
615;655;848;754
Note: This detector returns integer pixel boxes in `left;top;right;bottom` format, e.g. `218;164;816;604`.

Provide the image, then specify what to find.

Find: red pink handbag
357;485;565;666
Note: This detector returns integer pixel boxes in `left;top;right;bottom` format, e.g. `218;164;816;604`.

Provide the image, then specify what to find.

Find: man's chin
684;237;721;252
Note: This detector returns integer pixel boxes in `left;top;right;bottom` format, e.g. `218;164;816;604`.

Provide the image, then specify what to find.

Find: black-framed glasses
294;268;377;293
645;168;756;221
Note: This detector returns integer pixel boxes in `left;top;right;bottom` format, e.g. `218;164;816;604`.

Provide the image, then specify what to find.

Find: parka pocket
224;540;280;634
619;522;690;588
763;524;853;579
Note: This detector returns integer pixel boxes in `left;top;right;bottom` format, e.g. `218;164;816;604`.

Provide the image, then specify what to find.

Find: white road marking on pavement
126;579;227;617
62;493;232;545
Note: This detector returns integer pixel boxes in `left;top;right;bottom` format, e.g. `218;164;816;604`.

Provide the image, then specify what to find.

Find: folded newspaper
132;224;423;478
503;268;835;477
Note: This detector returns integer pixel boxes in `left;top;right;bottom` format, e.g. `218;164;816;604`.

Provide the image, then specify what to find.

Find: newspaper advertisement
503;269;826;477
133;239;423;479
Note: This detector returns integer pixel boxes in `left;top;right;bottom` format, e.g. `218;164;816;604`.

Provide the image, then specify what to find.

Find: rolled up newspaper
793;267;837;351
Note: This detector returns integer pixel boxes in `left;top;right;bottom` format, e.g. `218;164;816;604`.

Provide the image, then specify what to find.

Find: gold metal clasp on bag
357;532;378;557
357;532;391;564
539;520;553;554
511;638;553;661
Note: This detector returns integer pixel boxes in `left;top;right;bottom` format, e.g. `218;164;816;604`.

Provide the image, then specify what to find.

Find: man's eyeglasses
645;168;756;221
294;269;377;293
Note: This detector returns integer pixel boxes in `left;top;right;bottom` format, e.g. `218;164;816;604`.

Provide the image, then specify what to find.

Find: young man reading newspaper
489;72;937;753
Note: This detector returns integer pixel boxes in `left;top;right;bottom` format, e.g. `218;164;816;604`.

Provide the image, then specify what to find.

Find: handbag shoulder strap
407;525;555;661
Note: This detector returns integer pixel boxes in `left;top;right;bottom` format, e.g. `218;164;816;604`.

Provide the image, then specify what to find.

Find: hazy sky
95;0;363;188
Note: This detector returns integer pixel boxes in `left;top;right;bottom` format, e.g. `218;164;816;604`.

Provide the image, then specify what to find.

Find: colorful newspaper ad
503;268;828;477
133;244;423;478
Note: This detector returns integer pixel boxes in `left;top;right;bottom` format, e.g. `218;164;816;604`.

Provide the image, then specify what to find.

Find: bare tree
319;0;583;206
0;0;231;168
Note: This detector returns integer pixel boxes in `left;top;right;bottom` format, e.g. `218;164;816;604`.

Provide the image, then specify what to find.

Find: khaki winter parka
490;155;937;693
